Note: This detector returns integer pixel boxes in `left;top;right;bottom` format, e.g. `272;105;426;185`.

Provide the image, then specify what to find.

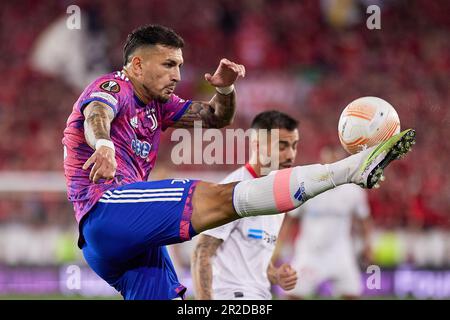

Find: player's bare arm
191;234;223;300
172;94;236;128
172;58;245;128
82;101;117;183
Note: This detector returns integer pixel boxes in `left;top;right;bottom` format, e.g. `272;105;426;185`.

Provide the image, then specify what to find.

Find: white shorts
290;248;362;297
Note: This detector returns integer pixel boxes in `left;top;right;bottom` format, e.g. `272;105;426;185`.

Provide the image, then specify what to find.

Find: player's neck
246;159;262;177
122;68;151;105
134;85;151;105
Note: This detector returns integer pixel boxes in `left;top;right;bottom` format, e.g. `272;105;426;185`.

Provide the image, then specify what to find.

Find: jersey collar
244;163;259;178
133;93;147;108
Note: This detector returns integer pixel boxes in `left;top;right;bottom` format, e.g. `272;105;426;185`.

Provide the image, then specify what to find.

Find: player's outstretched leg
190;129;415;233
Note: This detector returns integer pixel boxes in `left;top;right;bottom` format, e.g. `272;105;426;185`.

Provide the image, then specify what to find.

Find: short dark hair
123;24;184;65
251;110;299;131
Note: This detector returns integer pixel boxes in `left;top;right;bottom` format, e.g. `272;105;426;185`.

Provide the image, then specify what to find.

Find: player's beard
155;94;170;103
143;84;170;103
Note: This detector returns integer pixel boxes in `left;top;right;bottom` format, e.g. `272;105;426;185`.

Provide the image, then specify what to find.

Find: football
338;96;401;154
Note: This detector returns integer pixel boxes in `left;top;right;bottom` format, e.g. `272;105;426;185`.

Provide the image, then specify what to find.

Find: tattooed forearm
173;101;218;128
211;90;236;127
191;234;223;300
83;101;115;149
173;91;236;129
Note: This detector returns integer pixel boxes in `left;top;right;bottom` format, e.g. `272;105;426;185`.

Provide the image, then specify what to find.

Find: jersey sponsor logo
90;91;118;106
131;138;152;159
247;229;263;239
263;231;277;245
247;229;277;245
100;80;120;93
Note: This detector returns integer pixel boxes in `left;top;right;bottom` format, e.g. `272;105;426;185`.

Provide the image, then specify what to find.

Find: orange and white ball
338;96;401;154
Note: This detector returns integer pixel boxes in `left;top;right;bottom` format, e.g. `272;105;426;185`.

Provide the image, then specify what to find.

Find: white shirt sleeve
220;174;239;184
287;197;309;218
287;206;305;218
201;220;238;241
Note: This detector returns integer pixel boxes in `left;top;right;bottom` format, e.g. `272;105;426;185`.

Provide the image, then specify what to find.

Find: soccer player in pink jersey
62;25;415;300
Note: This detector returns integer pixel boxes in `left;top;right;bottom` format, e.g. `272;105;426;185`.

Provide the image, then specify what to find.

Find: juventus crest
146;108;158;131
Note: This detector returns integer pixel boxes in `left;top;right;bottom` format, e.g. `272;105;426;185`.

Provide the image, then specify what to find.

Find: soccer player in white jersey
286;147;373;299
191;111;299;300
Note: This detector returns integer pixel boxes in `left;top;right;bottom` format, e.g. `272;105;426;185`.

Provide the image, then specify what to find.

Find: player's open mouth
165;86;175;94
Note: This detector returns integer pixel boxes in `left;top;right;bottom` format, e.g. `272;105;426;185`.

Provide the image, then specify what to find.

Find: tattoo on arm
173;91;236;129
83;101;115;149
172;101;217;128
191;234;223;299
211;90;236;127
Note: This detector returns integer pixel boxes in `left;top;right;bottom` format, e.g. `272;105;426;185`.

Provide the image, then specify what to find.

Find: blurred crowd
0;0;448;234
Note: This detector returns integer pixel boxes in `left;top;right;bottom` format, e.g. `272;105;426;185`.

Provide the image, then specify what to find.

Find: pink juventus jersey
62;70;191;223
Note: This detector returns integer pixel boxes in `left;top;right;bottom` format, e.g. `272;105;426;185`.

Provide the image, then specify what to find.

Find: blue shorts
80;179;199;300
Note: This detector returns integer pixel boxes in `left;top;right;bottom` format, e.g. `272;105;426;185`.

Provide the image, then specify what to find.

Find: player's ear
250;139;259;151
251;139;259;154
130;55;143;76
249;129;259;152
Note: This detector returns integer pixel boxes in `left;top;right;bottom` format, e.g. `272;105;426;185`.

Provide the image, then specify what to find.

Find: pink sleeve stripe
273;168;295;212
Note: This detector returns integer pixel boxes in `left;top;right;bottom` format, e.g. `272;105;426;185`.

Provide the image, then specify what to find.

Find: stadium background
0;0;448;299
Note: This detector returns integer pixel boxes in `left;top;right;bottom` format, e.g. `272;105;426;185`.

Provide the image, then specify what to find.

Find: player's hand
205;58;246;87
276;263;298;291
82;146;117;183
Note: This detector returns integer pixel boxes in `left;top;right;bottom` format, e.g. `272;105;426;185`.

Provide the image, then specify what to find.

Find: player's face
140;45;183;103
257;128;299;169
277;128;299;169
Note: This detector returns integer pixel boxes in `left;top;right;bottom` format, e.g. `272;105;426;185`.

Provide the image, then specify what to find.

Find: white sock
327;152;362;186
232;154;362;218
